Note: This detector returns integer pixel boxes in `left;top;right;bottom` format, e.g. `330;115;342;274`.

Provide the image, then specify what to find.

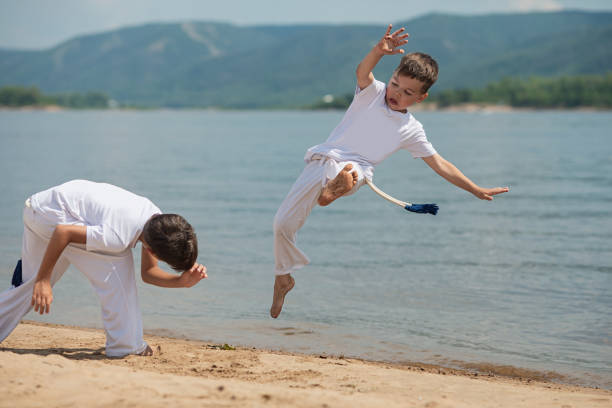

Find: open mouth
388;97;398;106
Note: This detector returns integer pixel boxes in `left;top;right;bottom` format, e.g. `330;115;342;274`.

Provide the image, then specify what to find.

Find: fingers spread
390;27;405;37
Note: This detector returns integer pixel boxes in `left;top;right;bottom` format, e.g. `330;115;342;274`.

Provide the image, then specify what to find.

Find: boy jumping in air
271;25;509;318
0;179;207;356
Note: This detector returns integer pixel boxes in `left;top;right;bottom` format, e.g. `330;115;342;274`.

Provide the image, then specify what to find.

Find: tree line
3;73;611;110
0;86;110;108
310;73;612;109
429;73;612;108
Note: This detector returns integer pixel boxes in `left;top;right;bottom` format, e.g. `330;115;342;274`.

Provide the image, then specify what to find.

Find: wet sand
1;321;610;407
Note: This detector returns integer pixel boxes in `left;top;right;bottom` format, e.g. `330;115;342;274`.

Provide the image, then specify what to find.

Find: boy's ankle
275;273;292;285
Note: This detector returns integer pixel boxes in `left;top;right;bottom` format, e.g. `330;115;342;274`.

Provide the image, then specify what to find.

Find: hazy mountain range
1;10;610;108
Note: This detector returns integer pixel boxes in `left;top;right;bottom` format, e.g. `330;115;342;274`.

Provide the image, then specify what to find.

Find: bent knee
273;213;299;237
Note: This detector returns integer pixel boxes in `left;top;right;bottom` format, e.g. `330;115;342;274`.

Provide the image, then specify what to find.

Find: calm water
0;109;610;388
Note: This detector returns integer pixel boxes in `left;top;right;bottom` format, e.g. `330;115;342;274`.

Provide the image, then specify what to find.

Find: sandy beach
0;321;609;407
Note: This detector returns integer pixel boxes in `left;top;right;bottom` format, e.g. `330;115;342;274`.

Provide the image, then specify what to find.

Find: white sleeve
401;126;437;158
353;78;385;104
86;225;128;253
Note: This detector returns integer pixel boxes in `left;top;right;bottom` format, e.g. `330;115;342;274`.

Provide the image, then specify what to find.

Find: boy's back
30;179;160;253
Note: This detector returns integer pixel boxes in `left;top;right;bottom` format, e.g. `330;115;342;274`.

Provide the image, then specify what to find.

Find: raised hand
178;263;207;288
375;24;410;55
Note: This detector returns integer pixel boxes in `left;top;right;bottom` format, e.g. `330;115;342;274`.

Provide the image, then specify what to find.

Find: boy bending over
271;25;508;318
0;179;207;356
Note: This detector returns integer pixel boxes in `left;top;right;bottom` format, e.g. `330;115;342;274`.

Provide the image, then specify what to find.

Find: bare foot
270;274;295;318
318;164;358;206
138;345;153;356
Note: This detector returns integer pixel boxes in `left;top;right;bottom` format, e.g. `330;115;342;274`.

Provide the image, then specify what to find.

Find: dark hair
142;214;198;272
395;52;439;93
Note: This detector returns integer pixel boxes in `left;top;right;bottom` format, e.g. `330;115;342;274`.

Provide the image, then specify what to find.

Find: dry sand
1;321;610;408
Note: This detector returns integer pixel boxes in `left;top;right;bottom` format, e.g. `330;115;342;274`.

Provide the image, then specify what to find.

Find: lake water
0;109;610;388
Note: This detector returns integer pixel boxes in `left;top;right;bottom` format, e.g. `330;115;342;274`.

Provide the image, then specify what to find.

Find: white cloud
512;0;563;12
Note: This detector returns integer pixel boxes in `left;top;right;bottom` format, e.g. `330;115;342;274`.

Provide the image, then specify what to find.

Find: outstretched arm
356;24;409;90
140;246;207;288
422;154;509;200
32;225;87;314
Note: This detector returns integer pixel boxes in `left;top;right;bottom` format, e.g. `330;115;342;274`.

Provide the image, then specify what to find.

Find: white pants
273;156;370;275
0;204;148;357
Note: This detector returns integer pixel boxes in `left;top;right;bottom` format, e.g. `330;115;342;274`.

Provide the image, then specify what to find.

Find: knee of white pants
273;211;296;239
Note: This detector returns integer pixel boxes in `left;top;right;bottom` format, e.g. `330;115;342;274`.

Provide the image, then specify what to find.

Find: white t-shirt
305;78;436;168
30;180;161;253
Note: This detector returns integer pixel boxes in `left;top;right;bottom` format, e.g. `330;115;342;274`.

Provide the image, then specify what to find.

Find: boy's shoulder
355;78;386;97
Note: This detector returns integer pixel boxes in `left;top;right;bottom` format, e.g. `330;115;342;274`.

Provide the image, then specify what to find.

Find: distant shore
409;102;612;113
1;103;611;113
0;321;610;407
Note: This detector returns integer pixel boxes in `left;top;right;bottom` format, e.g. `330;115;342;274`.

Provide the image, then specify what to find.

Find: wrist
177;273;188;288
371;46;385;57
34;275;51;283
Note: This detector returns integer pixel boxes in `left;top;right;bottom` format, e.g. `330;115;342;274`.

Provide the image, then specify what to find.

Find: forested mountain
1;11;610;108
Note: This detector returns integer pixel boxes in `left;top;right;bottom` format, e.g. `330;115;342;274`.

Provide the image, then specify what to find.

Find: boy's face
385;73;428;112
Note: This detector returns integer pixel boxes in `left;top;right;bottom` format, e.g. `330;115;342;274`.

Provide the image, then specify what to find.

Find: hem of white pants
274;263;307;276
106;340;149;357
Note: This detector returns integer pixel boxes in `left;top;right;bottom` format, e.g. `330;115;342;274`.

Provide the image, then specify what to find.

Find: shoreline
1;321;610;407
1;103;611;113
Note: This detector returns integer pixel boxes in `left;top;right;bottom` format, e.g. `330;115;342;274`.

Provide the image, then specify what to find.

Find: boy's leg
271;161;328;317
0;208;69;342
273;161;329;275
64;247;148;357
271;158;368;318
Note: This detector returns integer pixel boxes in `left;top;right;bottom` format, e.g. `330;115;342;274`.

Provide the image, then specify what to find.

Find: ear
416;92;428;104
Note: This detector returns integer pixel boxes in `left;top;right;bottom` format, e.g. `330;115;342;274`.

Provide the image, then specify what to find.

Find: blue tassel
404;203;438;215
11;259;23;287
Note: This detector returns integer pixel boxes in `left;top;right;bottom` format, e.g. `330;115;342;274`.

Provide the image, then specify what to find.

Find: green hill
0;11;610;108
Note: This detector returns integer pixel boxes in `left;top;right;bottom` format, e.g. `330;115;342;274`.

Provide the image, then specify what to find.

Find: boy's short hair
142;214;198;272
395;52;439;93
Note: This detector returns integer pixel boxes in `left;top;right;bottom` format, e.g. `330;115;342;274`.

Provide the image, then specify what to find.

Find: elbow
53;224;67;237
52;225;71;244
356;64;368;83
141;271;151;284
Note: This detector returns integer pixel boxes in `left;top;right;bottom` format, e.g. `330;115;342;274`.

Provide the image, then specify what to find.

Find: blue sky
1;0;611;49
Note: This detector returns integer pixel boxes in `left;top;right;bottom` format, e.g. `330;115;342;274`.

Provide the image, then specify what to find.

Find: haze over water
0;109;610;388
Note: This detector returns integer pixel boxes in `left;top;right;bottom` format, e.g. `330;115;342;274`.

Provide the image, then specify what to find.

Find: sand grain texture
1;322;610;407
